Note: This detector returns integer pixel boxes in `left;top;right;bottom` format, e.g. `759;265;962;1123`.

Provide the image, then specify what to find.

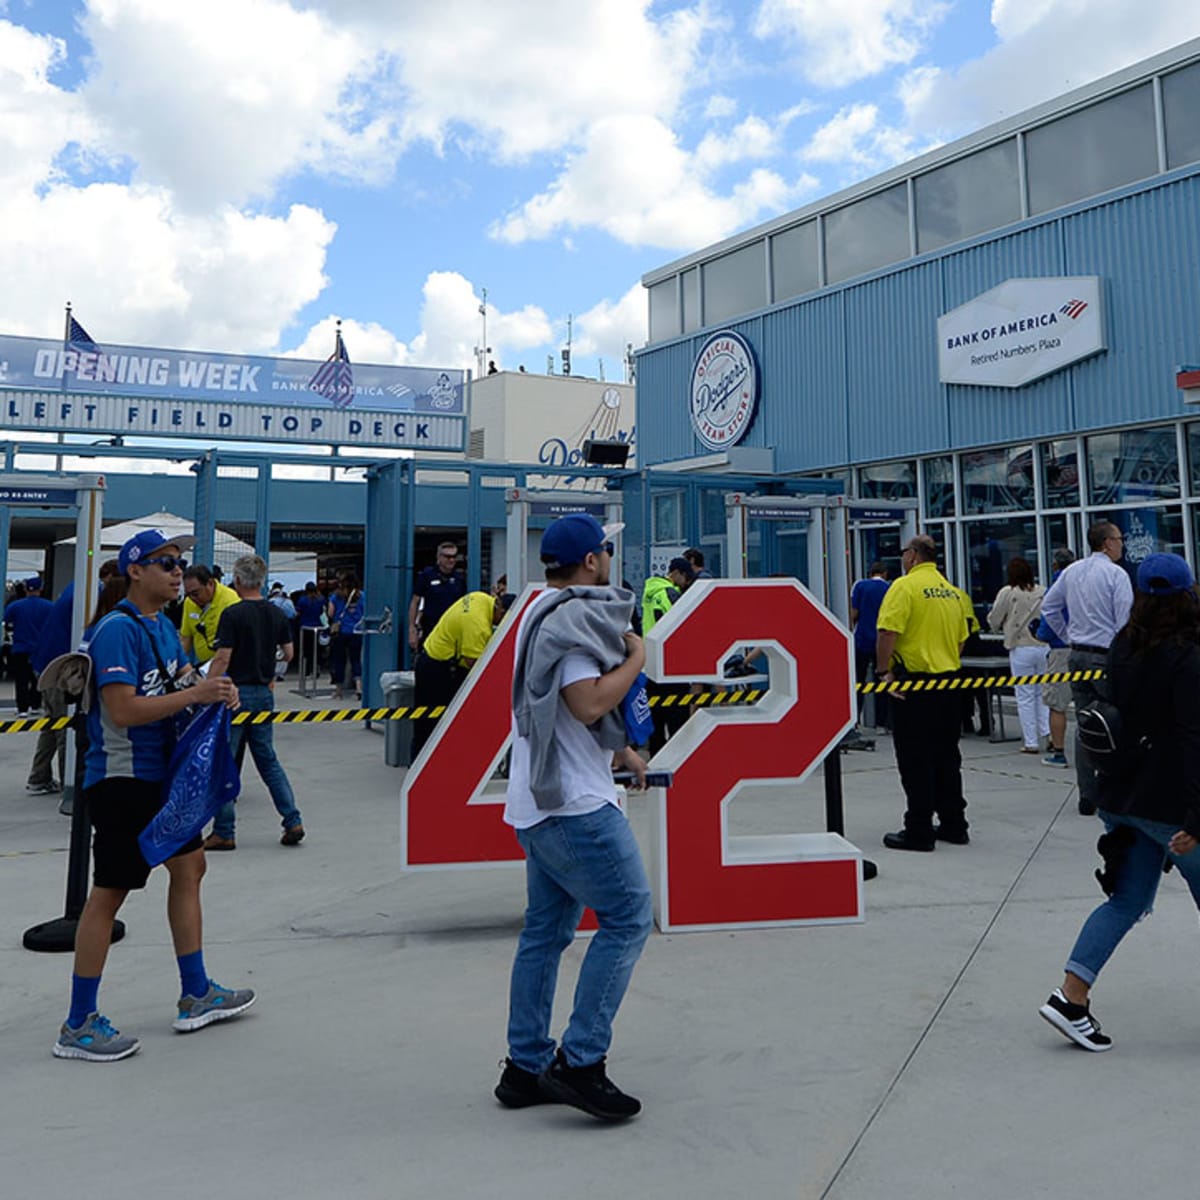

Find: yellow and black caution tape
0;689;767;735
0;672;1104;735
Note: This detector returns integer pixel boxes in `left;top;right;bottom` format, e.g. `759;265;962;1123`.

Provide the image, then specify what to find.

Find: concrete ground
2;677;1197;1199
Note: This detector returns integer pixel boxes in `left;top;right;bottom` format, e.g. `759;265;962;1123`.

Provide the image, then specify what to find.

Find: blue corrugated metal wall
637;165;1200;472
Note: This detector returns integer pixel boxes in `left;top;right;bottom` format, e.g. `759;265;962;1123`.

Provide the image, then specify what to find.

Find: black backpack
1076;697;1150;776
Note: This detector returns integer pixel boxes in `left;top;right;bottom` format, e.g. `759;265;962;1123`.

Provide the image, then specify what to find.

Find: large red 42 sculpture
400;579;861;931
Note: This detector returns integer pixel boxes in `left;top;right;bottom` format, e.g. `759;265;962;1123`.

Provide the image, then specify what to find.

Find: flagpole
61;301;71;394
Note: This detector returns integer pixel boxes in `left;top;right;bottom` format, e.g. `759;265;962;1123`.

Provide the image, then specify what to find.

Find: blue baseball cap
539;514;624;570
1136;552;1195;596
119;528;196;575
24;576;43;590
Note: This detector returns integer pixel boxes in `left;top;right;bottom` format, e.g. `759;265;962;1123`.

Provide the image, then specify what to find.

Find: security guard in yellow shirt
875;535;970;852
411;590;514;758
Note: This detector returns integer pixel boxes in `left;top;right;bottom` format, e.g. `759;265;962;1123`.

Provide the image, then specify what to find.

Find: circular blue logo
689;331;758;452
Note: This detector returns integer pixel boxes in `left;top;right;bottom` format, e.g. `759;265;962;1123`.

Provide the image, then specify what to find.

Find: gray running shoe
26;779;62;795
173;980;256;1032
53;1012;140;1062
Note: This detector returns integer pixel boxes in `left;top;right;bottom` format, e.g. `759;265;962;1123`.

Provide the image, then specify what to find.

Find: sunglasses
596;541;615;557
141;556;188;572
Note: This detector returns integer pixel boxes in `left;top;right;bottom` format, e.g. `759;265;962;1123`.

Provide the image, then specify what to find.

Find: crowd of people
11;514;1200;1090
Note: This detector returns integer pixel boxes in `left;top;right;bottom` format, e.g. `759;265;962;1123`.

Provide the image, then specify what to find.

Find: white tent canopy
54;511;316;581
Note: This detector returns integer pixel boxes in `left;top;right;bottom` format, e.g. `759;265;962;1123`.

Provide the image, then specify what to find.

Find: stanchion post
824;750;877;882
23;709;126;953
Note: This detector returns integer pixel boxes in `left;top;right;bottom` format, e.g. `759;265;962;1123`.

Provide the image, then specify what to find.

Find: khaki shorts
1042;646;1072;711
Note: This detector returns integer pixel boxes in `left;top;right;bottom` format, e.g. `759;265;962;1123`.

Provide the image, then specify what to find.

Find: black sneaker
1039;988;1112;1051
537;1049;641;1121
882;830;935;852
494;1057;552;1108
934;825;970;845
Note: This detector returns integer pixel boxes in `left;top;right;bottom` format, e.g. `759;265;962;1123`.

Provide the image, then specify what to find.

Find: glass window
770;222;819;301
858;527;903;584
652;491;683;543
702;243;766;326
824;184;910;284
648;278;678;343
1042;513;1078;578
1087;427;1179;505
1026;85;1157;215
1164;61;1200;170
1040;439;1080;508
915;140;1021;253
1095;506;1184;565
1185;421;1200;494
682;267;700;333
921;455;956;518
966;517;1038;615
961;445;1035;514
859;460;916;500
701;488;727;536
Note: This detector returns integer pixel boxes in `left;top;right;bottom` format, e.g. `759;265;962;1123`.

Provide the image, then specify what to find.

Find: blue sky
0;0;1194;383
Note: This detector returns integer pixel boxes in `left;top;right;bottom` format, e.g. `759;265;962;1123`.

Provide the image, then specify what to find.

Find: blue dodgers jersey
84;607;183;787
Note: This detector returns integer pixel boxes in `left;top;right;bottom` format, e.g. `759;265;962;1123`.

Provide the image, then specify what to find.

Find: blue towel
139;704;241;867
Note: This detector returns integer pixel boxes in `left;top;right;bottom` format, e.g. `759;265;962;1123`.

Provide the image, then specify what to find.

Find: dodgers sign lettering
690;331;759;451
938;276;1105;388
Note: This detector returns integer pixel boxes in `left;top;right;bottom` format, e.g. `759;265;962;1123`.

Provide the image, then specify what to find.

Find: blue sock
67;974;101;1029
177;950;208;999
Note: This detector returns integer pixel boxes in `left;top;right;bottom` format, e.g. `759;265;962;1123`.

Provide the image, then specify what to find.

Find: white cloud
0;183;334;351
695;115;780;170
704;94;739;120
80;0;393;207
291;273;554;372
0;20;91;193
753;0;951;87
493;113;818;251
906;0;1199;137
572;283;647;360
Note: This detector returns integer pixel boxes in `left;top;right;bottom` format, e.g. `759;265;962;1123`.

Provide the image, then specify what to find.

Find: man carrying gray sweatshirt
495;513;652;1122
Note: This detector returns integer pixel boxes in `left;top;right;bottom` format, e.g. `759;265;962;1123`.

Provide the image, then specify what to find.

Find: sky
0;0;1196;385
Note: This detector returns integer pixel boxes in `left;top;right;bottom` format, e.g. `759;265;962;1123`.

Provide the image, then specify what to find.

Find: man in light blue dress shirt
1042;521;1134;815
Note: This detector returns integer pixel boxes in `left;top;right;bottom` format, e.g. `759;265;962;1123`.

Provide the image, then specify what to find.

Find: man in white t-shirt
494;513;652;1122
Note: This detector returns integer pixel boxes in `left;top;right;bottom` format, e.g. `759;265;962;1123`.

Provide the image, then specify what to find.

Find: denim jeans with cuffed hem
212;684;301;838
1065;810;1200;986
507;803;653;1073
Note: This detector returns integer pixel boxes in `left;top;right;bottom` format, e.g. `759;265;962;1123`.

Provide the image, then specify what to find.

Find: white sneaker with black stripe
1039;988;1113;1051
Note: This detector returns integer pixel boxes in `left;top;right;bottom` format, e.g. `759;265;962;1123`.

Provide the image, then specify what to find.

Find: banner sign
847;506;901;522
0;485;78;506
690;330;759;451
528;501;606;517
938;276;1105;388
0;333;467;450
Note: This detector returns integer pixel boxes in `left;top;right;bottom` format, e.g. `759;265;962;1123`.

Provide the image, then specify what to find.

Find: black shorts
87;777;204;890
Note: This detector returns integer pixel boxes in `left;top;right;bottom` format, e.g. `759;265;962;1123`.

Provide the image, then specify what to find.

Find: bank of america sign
938;276;1106;388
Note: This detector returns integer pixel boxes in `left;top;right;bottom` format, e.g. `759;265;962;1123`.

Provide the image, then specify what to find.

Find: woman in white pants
988;557;1050;752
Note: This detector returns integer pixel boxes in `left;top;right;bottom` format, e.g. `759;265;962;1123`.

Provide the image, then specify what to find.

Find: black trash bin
380;670;415;767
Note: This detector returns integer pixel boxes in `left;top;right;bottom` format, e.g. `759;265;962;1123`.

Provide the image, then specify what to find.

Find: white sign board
938;276;1105;388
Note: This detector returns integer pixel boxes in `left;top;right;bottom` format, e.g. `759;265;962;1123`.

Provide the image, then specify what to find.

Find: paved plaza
2;684;1197;1198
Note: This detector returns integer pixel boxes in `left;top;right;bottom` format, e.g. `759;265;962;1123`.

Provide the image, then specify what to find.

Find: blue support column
192;451;217;567
361;460;411;707
253;455;271;559
465;465;482;592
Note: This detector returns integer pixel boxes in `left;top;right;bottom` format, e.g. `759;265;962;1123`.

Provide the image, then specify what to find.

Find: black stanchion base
862;859;878;882
22;917;126;954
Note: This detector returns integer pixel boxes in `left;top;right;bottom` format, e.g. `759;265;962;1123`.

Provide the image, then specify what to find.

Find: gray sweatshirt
511;584;636;810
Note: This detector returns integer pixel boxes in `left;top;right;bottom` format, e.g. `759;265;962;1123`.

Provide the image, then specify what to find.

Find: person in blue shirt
327;573;365;699
5;576;53;714
850;562;891;730
53;529;252;1064
25;560;120;796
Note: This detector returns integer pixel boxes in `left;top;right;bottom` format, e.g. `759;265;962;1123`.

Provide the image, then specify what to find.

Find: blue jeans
507;804;653;1072
213;685;302;838
1065;811;1200;985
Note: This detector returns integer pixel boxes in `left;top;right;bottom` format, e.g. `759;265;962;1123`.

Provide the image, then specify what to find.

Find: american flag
68;315;100;353
308;327;354;409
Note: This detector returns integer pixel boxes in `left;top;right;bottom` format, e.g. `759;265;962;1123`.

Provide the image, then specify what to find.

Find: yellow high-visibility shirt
876;561;967;674
181;581;240;664
423;591;496;667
